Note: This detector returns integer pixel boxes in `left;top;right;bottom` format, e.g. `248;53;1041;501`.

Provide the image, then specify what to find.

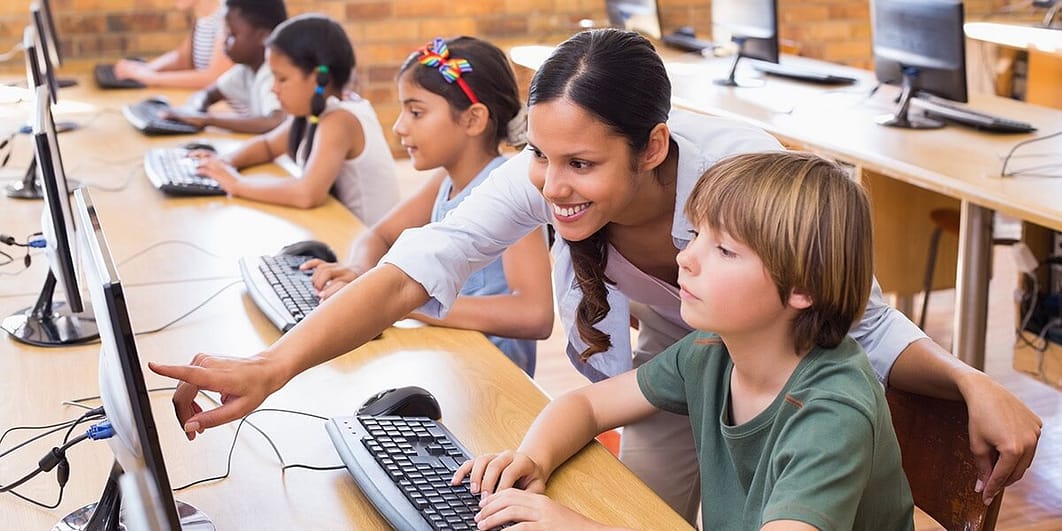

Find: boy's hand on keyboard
162;108;209;128
452;450;547;497
475;489;616;531
148;353;287;440
304;260;360;300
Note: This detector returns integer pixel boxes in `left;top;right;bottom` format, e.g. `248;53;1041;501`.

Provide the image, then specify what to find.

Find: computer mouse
357;386;442;420
278;239;337;262
181;142;216;153
674;25;696;38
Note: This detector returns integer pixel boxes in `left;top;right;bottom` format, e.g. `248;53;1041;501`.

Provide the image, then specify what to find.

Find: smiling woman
151;28;1042;528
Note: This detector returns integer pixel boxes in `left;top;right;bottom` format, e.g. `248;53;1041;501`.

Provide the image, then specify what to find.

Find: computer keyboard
914;96;1037;133
122;99;202;135
326;414;493;531
751;61;859;85
143;148;224;196
661;31;715;53
93;64;145;89
239;254;320;332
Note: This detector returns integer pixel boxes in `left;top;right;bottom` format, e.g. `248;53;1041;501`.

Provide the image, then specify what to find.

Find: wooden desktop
0;81;691;529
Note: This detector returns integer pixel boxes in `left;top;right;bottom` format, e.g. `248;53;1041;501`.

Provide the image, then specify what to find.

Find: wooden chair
886;387;1003;530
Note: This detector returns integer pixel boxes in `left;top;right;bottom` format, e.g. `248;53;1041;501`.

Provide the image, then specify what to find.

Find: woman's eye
529;147;545;159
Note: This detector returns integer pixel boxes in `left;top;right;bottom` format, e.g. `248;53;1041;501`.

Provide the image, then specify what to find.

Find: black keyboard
661;31;715;53
93;63;145;89
239;254;320;332
914;96;1037;134
143;148;224;196
122;99;202;135
751;61;858;85
326;415;493;531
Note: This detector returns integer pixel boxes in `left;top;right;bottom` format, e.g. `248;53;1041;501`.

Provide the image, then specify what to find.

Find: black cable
173;408;343;491
63;407;106;445
1001;129;1062;177
134;280;242;335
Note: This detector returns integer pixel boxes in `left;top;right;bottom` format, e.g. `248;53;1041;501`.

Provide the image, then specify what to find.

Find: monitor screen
712;0;779;64
74;187;184;530
605;0;662;39
33;83;82;313
31;3;60;103
23;26;43;89
39;0;63;66
871;0;967;103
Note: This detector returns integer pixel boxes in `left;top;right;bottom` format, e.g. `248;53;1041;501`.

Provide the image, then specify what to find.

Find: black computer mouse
358;386;442;420
181;142;216;153
674;25;696;38
278;240;337;262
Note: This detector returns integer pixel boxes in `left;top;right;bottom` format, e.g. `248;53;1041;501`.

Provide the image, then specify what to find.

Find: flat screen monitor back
65;187;213;531
39;0;63;66
31;3;60;103
0;84;97;346
711;0;779;63
871;0;966;128
605;0;662;39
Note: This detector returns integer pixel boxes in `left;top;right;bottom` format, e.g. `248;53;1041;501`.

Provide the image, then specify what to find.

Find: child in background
164;0;288;134
303;37;553;376
456;152;915;530
191;14;399;223
112;0;232;89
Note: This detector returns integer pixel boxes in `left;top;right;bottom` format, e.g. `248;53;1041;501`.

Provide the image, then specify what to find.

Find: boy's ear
639;122;671;172
787;289;814;310
463;103;490;137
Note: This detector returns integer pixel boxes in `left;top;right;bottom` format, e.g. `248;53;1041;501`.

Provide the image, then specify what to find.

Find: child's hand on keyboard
475;489;617;531
304;260;362;300
452;449;547;497
193;156;240;194
162;108;210;128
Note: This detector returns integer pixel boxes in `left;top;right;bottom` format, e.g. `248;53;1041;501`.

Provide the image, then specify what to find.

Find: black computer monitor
711;0;779;86
605;0;662;39
64;187;213;531
871;0;967;129
31;3;60;104
0;85;97;346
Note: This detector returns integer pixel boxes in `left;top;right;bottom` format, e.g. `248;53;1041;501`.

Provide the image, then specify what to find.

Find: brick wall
0;0;1043;154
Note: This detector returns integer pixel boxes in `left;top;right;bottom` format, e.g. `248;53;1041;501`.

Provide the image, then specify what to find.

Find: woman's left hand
474;489;616;531
959;371;1042;505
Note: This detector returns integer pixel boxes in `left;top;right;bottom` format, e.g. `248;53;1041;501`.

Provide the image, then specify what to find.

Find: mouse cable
172;407;344;492
1001;129;1062;177
117;239;223;267
134;279;242;336
83;161;143;193
0;42;22;62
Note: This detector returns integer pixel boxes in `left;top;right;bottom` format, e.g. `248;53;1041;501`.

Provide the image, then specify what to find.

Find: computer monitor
711;0;779;86
605;0;662;39
0;85;97;346
871;0;967;129
31;3;60;104
38;0;63;66
3;26;45;200
62;187;213;531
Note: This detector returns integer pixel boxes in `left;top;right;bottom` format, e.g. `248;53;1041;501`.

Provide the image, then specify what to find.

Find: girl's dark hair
398;36;522;149
225;0;287;32
266;14;356;159
530;29;672;361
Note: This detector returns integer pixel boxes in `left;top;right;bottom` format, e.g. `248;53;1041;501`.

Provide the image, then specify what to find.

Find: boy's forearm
204;113;286;135
517;393;604;478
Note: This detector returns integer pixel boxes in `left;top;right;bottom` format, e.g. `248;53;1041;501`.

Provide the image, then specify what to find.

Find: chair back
886;387;1002;531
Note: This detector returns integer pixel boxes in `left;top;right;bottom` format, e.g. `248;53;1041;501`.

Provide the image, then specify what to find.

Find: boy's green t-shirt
636;332;914;530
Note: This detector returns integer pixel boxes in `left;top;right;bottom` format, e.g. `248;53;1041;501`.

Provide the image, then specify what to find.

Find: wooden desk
965;22;1062;109
0;80;690;529
511;45;1062;370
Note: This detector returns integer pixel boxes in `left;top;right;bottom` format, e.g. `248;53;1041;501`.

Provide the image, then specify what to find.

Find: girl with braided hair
192;14;399;224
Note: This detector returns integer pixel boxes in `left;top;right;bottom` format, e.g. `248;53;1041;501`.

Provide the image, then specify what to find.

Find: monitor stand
1;270;98;346
4;157;83;200
52;462;214;531
875;66;944;129
713;38;765;88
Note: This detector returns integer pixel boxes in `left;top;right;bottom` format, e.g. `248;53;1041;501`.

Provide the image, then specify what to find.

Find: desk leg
953;201;993;369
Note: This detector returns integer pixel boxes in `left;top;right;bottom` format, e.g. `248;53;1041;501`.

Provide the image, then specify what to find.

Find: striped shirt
191;9;221;71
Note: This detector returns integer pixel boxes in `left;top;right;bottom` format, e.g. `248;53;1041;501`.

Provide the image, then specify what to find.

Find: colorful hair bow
418;38;479;104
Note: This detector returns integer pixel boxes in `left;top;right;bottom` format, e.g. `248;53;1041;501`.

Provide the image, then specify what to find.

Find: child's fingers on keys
451;459;474;485
479;451;520;494
468;454;501;494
